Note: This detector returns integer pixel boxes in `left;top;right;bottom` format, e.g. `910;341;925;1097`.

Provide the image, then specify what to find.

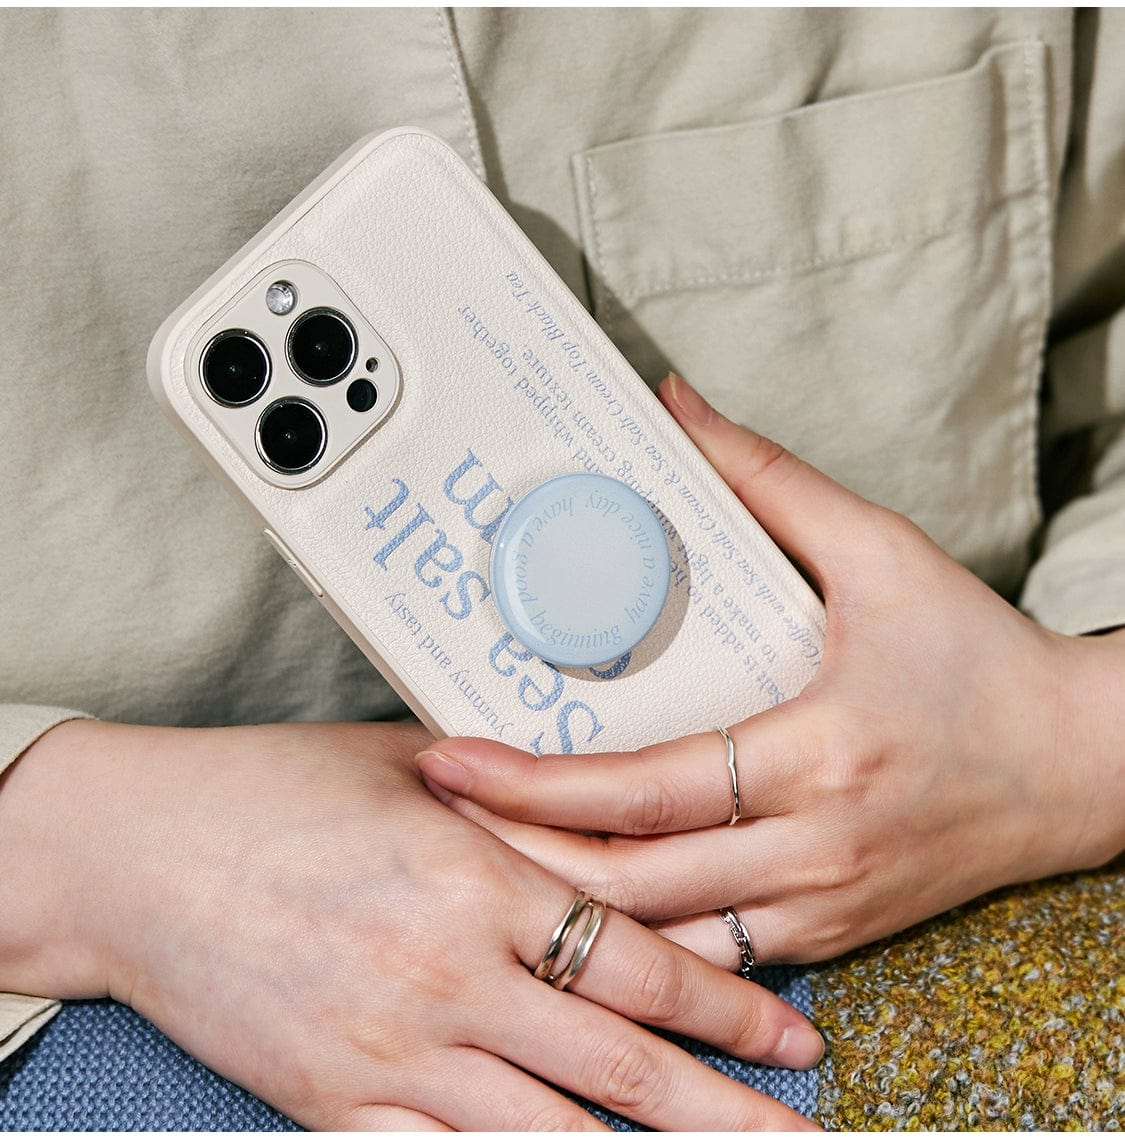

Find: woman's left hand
418;374;1125;968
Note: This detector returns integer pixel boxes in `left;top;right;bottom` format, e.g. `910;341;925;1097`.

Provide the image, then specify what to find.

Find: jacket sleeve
0;705;93;1061
1020;9;1125;634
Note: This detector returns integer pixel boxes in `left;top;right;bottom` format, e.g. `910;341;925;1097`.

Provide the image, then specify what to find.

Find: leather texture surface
151;130;826;753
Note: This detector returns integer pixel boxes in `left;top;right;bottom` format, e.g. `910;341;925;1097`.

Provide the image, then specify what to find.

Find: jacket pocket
572;41;1052;594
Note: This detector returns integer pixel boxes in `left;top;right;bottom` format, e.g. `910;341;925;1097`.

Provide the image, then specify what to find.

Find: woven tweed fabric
809;862;1124;1130
0;966;820;1130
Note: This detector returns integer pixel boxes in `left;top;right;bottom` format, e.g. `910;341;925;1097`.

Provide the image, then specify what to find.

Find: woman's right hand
0;718;823;1131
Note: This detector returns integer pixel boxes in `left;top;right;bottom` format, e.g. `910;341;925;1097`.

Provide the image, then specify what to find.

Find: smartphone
148;127;825;755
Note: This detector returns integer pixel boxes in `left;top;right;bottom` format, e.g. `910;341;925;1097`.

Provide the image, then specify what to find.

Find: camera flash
265;281;297;315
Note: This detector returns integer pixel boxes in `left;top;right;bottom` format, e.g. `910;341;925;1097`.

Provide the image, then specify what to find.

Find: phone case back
150;129;826;755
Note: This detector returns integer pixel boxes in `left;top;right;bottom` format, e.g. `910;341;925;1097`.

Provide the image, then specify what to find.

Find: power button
262;529;324;598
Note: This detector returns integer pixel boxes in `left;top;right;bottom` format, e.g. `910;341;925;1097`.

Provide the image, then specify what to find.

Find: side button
262;528;324;598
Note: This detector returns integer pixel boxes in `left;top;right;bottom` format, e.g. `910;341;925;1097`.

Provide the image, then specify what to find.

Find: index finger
418;716;799;835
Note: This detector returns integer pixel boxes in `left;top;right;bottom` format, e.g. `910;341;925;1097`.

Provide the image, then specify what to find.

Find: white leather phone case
149;128;826;754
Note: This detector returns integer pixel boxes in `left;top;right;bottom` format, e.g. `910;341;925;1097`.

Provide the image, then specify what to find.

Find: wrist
0;719;116;998
1046;628;1125;871
0;719;188;1003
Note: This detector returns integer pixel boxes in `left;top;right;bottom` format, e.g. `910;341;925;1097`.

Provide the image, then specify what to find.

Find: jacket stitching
583;153;615;339
615;214;983;303
435;8;486;182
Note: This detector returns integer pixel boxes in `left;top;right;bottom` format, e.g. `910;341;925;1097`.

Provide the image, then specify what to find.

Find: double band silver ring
716;725;741;825
534;891;606;990
717;906;756;978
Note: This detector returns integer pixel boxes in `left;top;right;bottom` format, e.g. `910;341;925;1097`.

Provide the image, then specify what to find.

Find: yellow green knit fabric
809;861;1124;1129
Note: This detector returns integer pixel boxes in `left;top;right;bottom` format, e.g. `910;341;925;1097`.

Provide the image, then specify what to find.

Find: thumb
660;373;881;586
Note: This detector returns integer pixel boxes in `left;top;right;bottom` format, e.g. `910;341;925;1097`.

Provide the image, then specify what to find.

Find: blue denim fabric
0;967;820;1130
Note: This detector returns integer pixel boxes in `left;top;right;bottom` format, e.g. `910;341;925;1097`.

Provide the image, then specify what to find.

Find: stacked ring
534;891;606;990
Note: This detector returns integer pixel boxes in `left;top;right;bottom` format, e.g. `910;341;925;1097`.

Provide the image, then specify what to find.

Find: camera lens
201;330;270;406
287;308;357;385
256;398;327;474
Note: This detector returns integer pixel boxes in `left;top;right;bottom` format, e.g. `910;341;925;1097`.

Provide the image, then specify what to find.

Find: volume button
262;528;324;598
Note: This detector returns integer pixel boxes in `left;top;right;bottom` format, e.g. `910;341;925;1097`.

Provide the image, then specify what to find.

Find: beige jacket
1;7;1122;1059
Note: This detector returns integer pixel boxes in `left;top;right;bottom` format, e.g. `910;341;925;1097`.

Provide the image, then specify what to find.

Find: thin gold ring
534;891;606;990
716;725;741;825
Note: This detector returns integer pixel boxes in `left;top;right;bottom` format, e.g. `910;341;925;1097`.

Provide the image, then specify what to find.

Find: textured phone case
149;128;826;754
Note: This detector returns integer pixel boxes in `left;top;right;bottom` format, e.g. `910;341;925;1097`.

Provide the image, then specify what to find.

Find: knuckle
441;841;515;908
597;1037;666;1113
811;716;881;801
592;856;655;919
862;506;933;585
789;826;867;903
873;503;927;549
621;776;679;834
814;858;860;894
773;900;851;963
603;876;640;918
812;915;855;958
583;848;634;912
743;432;795;483
831;748;884;811
814;837;872;893
632;951;689;1025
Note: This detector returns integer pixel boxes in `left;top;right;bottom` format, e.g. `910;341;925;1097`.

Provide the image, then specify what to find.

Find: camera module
287;308;357;385
256;398;327;474
201;330;270;407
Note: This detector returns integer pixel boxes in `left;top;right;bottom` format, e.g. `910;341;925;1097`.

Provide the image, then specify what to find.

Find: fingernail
772;1023;825;1071
421;774;454;806
417;751;470;798
666;373;713;426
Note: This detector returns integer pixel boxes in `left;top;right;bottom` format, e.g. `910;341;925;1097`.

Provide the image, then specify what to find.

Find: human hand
0;716;824;1130
418;375;1125;968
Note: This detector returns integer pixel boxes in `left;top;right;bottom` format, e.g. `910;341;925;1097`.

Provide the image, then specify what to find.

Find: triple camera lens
287;309;357;385
201;330;270;407
256;399;327;474
201;306;362;476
